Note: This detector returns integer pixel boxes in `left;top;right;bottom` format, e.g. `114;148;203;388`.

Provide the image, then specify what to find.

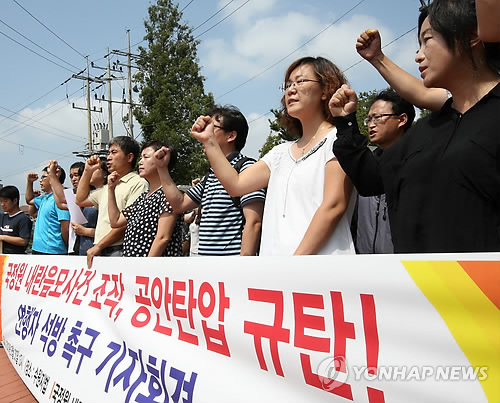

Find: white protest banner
1;254;499;403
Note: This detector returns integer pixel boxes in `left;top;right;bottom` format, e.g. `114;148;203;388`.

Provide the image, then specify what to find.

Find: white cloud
202;9;427;106
201;12;408;85
202;38;265;80
234;12;319;59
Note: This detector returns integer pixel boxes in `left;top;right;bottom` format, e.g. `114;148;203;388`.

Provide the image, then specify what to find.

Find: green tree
133;0;214;184
259;109;297;158
355;89;378;138
417;107;432;121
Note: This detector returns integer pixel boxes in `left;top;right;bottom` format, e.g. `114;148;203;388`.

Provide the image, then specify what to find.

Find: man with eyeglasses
25;166;70;254
351;89;415;253
156;105;266;256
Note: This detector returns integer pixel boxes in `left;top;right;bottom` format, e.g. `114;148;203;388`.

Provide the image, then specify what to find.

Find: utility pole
91;51;126;141
72;57;104;154
111;32;142;139
127;30;134;138
107;48;113;139
86;57;92;151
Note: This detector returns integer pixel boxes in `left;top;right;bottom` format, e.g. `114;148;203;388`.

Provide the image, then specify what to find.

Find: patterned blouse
122;188;183;257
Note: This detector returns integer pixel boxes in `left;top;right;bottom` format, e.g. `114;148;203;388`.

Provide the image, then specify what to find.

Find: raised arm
357;29;448;111
330;85;385;196
107;172;128;228
476;0;500;42
154;148;197;213
76;155;101;207
25;172;38;206
47;160;68;210
190;116;270;196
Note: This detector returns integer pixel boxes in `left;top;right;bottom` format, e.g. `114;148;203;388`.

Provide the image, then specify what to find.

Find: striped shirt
186;152;266;256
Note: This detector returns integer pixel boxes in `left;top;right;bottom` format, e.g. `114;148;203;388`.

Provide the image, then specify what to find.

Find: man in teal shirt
26;166;70;254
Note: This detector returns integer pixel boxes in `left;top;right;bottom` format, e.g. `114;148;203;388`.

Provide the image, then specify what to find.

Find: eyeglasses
364;113;399;126
280;78;320;92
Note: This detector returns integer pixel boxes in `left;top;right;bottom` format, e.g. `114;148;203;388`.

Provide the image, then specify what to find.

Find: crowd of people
1;0;499;263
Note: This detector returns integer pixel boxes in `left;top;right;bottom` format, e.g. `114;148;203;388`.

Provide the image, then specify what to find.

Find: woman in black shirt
331;0;500;253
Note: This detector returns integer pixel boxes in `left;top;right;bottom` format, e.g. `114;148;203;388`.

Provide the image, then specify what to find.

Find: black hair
419;0;500;73
372;89;416;132
100;158;110;180
108;136;141;167
43;166;66;184
70;161;85;177
280;56;348;137
0;185;20;204
207;105;248;151
141;140;177;170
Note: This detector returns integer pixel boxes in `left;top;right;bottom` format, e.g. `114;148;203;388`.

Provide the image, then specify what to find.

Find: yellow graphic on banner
403;260;500;403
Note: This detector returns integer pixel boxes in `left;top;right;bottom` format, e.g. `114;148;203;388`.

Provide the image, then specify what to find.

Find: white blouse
259;128;356;256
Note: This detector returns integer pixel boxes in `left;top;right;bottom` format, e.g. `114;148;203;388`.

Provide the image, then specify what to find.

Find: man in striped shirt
157;105;266;256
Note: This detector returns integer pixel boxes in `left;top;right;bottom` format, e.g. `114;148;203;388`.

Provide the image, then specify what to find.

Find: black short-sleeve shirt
0;211;33;254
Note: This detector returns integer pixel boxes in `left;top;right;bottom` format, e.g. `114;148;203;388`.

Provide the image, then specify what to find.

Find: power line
126;0;238;51
0;147;80;180
12;0;85;58
215;0;367;100
248;111;272;124
0;133;82;156
0;29;75;72
180;0;195;12
0;83;62;126
0;110;83;143
0;103;83;141
0;86;83;139
0;18;80;71
194;0;250;40
244;25;418;129
343;26;417;73
192;0;235;32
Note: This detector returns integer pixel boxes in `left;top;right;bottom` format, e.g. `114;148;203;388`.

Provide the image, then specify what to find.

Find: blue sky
0;0;424;197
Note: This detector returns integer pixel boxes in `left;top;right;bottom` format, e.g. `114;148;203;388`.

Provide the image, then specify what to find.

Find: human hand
154;147;172;170
86;244;102;269
356;29;383;62
47;160;62;178
107;171;121;190
27;172;39;183
71;222;85;236
85;155;102;174
191;177;201;186
329;84;358;117
191;116;215;144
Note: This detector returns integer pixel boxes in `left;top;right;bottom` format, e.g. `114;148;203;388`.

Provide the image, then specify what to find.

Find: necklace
296;123;332;156
298;134;317;156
